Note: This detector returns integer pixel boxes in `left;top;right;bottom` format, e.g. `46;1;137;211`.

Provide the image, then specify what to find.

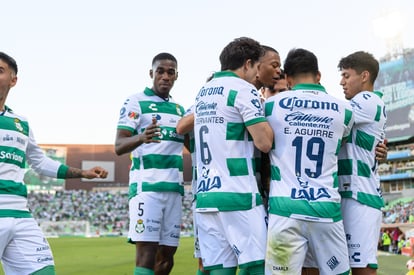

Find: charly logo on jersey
197;166;221;192
135;219;145;233
291;176;331;201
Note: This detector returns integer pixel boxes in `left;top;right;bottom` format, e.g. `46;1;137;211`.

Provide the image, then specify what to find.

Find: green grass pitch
0;237;410;274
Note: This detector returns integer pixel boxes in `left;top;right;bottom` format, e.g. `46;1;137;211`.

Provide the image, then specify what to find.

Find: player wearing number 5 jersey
264;48;353;275
115;53;185;275
193;37;273;275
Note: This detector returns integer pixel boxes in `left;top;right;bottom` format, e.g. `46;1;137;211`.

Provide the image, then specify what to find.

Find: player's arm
247;121;274;153
376;139;388;162
65;166;108;179
26;129;108;180
176;113;194;135
115;117;160;156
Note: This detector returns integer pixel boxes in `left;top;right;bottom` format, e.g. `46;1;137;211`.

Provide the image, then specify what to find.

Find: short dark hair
0;52;18;75
283;48;318;78
219;37;263;71
337;51;379;84
152;52;177;66
261;45;279;55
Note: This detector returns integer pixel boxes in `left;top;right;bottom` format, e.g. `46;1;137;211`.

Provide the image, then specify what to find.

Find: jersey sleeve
235;86;267;126
26;128;64;178
349;92;379;125
117;95;141;134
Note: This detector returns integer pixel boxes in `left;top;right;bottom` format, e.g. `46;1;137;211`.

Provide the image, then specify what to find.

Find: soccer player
0;52;108;275
337;51;386;275
114;53;185;275
264;48;353;275
193;37;273;275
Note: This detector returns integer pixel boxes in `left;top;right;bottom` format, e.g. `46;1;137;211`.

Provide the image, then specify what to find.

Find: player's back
194;71;265;212
265;84;354;222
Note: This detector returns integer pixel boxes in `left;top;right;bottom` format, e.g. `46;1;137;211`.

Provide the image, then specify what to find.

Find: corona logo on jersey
197;166;221;192
291;176;331;201
195;85;224;101
279;96;339;112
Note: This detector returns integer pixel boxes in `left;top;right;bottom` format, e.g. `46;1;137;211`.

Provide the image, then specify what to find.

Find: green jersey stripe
0;116;29;136
265;101;274;117
0;146;26;168
357;192;385;209
139;101;184;116
0;209;32;218
195;192;262;211
226;158;249;176
355;130;375;151
357;160;371;178
268;197;342;222
338;159;353;176
271;165;281;181
142;181;184;195
227;90;237;107
0;180;27;197
226;122;245;140
142;154;183;171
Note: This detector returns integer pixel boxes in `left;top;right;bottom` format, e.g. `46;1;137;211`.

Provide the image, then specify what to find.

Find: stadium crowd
27;188;194;236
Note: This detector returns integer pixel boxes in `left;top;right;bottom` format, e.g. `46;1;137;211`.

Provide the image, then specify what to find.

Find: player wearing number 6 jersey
193;37;273;275
264;48;353;275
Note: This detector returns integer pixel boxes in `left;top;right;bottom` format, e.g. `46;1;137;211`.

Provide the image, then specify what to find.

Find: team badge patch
14;118;24;132
135;219;145;233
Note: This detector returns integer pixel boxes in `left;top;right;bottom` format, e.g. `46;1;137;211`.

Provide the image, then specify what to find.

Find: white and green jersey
338;91;386;210
193;71;266;212
265;84;354;222
183;105;197;198
0;106;68;218
117;87;185;198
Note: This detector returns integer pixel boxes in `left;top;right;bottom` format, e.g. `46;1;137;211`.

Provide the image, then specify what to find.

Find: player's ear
316;71;321;84
10;75;18;88
149;69;153;79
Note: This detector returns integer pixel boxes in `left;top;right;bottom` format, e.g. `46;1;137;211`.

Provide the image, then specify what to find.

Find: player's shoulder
4;107;28;122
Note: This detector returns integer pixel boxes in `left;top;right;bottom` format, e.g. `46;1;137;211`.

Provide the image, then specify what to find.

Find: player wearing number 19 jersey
193;37;273;275
264;48;353;275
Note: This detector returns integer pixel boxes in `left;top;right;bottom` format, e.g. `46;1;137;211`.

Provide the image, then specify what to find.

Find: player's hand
141;117;161;144
82;166;108;179
375;139;388;162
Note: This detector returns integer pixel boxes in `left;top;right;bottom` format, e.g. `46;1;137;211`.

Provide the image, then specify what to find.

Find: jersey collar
213;71;239;79
373;90;383;98
144;87;171;101
292;83;327;93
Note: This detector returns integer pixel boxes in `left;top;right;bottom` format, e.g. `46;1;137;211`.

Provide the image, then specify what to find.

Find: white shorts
341;198;381;268
265;215;349;275
196;205;267;270
192;201;202;258
128;192;182;246
0;217;54;275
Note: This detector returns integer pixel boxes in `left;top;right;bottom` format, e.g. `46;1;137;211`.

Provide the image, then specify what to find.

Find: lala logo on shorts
135;219;145;233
